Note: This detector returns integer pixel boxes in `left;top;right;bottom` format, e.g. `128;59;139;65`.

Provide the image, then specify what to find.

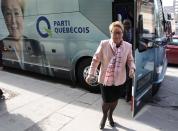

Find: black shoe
100;116;107;129
0;89;3;96
109;121;115;127
100;123;105;129
108;115;115;127
0;89;3;99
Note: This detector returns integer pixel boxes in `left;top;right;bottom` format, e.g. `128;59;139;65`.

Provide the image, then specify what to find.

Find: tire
77;59;100;93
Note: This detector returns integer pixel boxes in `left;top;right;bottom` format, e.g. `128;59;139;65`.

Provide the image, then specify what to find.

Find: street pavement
0;65;178;131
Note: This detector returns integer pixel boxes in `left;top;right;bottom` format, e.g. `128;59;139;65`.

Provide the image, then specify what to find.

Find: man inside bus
123;19;133;44
0;0;47;73
123;19;134;102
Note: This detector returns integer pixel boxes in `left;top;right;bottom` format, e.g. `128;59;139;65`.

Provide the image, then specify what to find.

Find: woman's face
111;26;123;44
3;0;23;40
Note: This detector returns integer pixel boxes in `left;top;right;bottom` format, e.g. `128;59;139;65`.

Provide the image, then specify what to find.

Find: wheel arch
70;50;93;83
75;56;92;82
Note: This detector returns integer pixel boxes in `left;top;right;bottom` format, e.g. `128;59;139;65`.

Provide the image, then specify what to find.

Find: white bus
0;0;169;116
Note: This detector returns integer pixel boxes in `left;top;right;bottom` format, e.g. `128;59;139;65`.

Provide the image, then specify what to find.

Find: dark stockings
100;102;110;129
108;101;118;126
100;100;118;129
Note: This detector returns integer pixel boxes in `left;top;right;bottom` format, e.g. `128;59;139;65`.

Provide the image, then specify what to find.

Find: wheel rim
83;66;99;87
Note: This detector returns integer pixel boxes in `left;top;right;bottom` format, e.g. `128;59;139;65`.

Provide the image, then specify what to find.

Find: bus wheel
77;59;100;93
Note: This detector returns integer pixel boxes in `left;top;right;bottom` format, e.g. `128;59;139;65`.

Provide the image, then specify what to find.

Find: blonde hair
1;0;25;16
109;21;124;33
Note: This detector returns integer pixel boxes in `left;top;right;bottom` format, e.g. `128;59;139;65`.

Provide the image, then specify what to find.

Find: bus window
137;0;155;52
140;0;155;38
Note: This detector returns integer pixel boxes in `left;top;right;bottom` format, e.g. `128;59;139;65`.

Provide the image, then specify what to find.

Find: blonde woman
86;21;135;129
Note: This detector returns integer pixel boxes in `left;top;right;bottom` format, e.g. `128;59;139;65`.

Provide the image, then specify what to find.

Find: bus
0;0;169;116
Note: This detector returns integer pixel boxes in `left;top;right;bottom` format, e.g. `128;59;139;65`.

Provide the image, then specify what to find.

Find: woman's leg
100;102;110;129
108;100;118;126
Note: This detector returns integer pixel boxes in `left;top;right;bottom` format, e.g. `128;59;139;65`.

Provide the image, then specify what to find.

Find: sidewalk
0;68;178;131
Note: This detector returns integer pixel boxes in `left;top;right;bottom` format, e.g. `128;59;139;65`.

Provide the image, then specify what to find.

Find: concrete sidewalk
0;67;178;131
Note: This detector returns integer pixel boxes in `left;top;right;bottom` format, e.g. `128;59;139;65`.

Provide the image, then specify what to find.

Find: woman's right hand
129;69;135;78
85;75;92;84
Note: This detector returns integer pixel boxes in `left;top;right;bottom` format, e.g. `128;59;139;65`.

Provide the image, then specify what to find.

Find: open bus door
113;0;165;117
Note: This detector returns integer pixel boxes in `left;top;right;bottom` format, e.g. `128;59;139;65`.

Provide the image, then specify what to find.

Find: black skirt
100;84;124;103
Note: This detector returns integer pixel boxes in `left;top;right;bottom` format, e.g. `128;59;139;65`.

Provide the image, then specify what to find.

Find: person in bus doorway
0;0;46;71
86;21;135;129
123;19;133;44
123;19;134;102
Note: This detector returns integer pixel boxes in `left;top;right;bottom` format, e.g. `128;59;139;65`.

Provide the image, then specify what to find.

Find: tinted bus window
155;0;164;37
140;0;155;37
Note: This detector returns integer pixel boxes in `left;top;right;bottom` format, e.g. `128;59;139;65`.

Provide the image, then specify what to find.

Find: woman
0;0;45;70
1;0;24;41
86;21;135;129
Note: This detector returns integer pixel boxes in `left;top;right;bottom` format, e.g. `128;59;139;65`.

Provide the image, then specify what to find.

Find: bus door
133;0;157;116
113;0;156;117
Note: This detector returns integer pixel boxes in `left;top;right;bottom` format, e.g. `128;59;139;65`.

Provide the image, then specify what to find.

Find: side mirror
138;41;147;52
137;14;148;52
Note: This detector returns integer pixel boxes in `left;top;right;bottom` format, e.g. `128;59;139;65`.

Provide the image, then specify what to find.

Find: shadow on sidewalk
2;67;73;87
98;122;136;131
134;75;178;130
0;99;43;131
115;122;136;131
105;122;136;131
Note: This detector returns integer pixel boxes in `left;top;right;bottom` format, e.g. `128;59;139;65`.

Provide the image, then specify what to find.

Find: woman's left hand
129;69;135;78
